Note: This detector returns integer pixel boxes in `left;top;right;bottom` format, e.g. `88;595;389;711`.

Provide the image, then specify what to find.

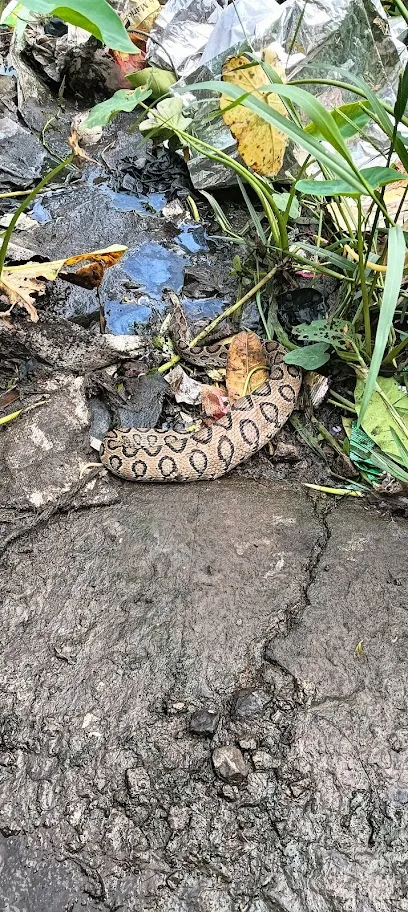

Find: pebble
222;784;238;801
252;750;275;770
232;689;270;721
189;708;220;736
238;738;257;751
125;767;151;799
212;744;249;784
168;805;190;831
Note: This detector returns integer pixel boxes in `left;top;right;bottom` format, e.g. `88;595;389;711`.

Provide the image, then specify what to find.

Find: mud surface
0;478;407;911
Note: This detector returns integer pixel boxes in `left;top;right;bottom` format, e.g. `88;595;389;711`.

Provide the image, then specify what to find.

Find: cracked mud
0;478;407;912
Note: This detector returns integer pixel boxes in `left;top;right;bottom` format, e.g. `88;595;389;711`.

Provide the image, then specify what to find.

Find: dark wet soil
0;479;407;912
1;55;408;912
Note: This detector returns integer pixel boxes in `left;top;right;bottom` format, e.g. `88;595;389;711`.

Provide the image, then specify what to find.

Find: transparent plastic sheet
146;0;227;77
147;0;408;189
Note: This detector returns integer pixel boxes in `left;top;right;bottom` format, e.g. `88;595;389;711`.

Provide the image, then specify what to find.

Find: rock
252;750;275;770
246;772;273;801
125;767;151;799
168;805;190;831
238;738;257;751
221;784;238;801
232;689;271;722
0;373;91;509
273;440;301;461
212;745;249;784
189;708;220;736
0;115;45;189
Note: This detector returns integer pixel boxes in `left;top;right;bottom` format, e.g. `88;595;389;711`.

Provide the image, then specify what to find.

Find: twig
157;265;281;374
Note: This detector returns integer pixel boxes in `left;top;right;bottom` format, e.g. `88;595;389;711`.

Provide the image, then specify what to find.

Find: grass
133;52;408;487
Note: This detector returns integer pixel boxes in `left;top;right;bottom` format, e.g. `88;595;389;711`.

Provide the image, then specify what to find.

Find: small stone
212;744;249;784
238;738;257;751
252;750;275;770
232;689;270;721
273;440;300;461
189;708;220;736
125;767;151;799
246;772;273;801
168;805;190;831
221;784;237;801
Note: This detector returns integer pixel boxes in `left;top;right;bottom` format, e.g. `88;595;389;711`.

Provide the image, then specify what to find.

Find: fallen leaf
0;272;44;322
68;128;97;164
201;384;230;421
226;331;269;404
59;262;105;289
166;364;202;405
1;245;126;321
221;52;288;177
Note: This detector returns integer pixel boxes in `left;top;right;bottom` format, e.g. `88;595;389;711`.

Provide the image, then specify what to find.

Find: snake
99;339;301;482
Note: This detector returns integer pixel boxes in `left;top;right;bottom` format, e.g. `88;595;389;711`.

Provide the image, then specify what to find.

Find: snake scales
100;338;301;482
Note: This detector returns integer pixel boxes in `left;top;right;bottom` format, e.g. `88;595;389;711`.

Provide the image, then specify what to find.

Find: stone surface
0;373;90;508
212;745;249;784
0;480;406;911
231;688;271;721
189;708;220;736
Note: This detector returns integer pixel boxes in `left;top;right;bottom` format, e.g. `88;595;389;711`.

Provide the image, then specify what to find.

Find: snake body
100;340;301;482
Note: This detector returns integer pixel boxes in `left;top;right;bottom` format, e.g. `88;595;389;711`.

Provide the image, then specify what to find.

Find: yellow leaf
226;331;269;404
1;245;127;322
220;52;288;177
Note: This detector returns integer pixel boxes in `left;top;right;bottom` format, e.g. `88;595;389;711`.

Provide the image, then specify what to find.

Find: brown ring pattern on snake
100;340;301;483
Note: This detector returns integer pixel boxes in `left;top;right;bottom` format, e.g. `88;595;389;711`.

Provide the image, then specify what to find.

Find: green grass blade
296;166;407;197
358;225;406;424
236;176;267;244
178;81;369;195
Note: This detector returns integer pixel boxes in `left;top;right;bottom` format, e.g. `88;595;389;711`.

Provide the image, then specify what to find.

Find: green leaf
349;421;408;484
19;0;137;52
305;101;370;141
178;81;370;196
355;375;408;466
272;191;300;220
284;342;331;370
83;87;151;128
237;176;267;243
139;96;192;141
296;166;407;197
358;225;406;424
394;62;408;125
128;67;177;99
293;318;358;351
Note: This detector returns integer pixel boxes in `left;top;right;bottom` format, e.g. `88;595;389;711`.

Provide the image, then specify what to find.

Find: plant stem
357;199;371;357
291;78;408;129
0;156;73;279
157;265;280;374
391;0;408;24
190;265;280;346
382;333;408;365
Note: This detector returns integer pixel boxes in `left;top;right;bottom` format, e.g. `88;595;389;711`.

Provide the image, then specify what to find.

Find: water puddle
122;242;188;299
176;224;209;254
104;298;155;335
31;198;53;225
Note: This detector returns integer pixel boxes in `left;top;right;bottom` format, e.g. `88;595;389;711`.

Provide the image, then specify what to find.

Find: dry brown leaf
0;273;44;322
220;51;288;176
226;331;269;404
200;385;230;422
68;129;97;164
1;245;127;322
59;262;105;289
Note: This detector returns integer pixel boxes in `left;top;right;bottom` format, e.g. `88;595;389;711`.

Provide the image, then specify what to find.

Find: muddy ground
1;41;408;912
0;476;407;912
